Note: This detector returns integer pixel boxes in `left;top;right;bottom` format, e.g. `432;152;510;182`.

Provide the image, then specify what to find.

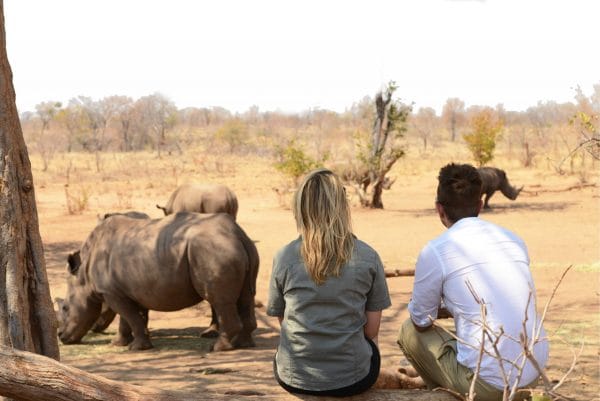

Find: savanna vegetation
19;83;600;212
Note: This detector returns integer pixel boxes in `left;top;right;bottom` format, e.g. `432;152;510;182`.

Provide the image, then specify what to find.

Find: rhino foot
233;333;255;348
128;338;153;351
200;325;219;338
212;337;235;352
111;334;133;346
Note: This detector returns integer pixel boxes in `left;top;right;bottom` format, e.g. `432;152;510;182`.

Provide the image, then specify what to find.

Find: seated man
398;163;549;401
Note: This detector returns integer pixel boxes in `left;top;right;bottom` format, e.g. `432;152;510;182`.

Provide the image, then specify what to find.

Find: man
398;163;549;401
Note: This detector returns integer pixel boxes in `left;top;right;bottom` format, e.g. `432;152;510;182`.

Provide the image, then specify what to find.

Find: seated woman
267;168;391;397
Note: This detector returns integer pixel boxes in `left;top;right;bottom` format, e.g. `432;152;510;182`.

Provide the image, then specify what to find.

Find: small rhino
478;167;523;209
156;183;238;220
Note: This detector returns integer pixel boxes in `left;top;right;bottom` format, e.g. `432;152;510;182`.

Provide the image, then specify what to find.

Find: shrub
463;108;503;166
274;140;328;184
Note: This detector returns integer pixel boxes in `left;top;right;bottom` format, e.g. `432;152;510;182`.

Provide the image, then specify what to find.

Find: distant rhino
478;167;523;209
57;212;259;351
156;183;238;220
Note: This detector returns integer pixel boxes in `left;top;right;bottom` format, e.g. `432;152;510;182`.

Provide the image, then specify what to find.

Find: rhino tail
238;229;259;296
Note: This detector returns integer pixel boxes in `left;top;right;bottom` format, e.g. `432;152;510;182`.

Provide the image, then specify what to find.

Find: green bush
463;108;503;166
274;140;328;184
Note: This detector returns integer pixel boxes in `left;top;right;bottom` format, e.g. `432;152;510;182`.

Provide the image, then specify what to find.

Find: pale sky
5;0;600;114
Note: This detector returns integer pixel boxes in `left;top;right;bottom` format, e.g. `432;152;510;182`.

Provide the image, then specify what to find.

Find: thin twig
433;386;467;401
551;337;585;391
468;301;487;401
537;265;573;338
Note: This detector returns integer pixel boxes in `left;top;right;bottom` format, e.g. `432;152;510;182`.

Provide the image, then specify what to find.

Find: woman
267;168;391;396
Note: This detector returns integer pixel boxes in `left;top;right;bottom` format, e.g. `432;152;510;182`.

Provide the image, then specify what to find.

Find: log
385;268;415;277
0;346;455;401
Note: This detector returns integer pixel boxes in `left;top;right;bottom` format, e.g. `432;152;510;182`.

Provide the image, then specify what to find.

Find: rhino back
83;213;248;311
177;213;250;293
169;184;238;219
478;167;502;192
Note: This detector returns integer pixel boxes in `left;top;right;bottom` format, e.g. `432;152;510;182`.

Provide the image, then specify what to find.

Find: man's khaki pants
397;319;532;401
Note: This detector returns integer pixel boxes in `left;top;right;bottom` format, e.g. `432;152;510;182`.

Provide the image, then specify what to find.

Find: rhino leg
112;316;134;346
232;285;257;349
106;295;153;350
200;306;219;338
111;310;149;347
91;303;117;333
483;191;494;209
211;301;243;352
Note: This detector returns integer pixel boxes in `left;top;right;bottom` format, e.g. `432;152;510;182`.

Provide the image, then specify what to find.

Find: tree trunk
0;346;455;401
370;179;385;209
0;0;60;374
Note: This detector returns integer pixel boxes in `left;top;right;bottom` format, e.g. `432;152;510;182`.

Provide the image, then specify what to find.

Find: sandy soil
36;156;599;400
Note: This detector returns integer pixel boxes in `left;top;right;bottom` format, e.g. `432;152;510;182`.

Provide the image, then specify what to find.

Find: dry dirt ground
34;153;599;400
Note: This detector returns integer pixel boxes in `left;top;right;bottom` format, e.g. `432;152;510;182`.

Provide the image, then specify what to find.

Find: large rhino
478;167;523;209
57;212;259;351
156;183;238;220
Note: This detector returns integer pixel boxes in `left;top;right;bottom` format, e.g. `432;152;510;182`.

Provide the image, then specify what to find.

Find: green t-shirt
267;236;391;391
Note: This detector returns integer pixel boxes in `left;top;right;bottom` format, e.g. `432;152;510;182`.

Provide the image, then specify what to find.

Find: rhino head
57;251;102;344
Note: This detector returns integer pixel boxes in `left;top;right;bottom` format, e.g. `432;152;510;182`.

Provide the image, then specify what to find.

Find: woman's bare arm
364;310;382;344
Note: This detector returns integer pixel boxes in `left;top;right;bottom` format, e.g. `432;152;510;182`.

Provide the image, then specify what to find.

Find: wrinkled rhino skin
478;167;523;209
58;212;259;352
156;183;238;220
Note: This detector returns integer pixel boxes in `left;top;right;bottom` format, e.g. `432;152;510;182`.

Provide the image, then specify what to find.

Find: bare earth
36;156;599;400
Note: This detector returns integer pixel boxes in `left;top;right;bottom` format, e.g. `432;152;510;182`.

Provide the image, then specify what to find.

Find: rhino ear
67;251;81;275
156;204;168;216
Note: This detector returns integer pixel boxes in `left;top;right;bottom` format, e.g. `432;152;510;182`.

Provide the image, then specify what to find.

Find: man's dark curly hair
436;163;482;223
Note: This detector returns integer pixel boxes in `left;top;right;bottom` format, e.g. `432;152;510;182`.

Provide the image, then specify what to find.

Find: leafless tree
134;93;177;156
442;98;465;142
33;100;61;171
410;107;438;151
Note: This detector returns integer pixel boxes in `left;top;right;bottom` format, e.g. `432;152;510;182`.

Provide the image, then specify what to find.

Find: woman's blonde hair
293;168;354;285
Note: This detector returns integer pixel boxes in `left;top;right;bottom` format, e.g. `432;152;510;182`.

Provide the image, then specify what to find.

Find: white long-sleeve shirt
408;217;549;389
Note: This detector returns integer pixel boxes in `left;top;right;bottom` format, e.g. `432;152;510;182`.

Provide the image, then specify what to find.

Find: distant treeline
20;85;599;174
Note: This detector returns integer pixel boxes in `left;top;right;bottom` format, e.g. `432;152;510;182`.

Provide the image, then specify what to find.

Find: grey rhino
156;183;238;220
58;212;259;351
478;167;523;209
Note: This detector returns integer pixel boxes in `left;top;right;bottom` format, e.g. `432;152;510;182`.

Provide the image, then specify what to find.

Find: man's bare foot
398;366;420;378
374;368;426;389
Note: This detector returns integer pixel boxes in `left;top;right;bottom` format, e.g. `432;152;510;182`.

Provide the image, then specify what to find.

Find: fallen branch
521;183;597;195
385;268;415;277
0;346;455;401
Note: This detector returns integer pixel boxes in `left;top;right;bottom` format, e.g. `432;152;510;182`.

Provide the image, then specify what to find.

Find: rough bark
0;346;455;401
0;0;60;361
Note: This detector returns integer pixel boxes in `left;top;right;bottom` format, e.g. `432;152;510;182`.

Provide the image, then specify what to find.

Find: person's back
271;237;388;390
415;217;548;387
399;163;549;401
267;168;391;397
